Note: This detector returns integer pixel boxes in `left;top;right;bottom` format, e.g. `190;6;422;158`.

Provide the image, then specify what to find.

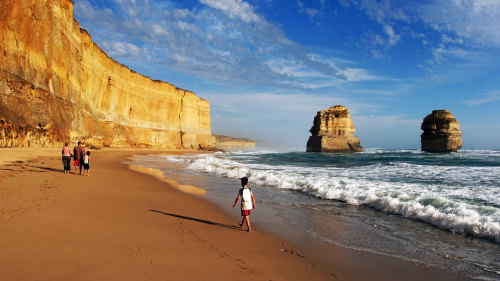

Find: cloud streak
462;90;500;106
199;0;260;23
418;0;500;47
74;0;378;90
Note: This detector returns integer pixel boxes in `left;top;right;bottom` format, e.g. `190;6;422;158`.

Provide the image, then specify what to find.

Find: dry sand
0;148;471;280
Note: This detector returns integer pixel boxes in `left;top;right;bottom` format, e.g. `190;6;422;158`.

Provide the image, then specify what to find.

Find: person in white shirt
232;177;256;232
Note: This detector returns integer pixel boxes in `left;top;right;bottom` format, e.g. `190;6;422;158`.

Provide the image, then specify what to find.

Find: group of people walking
61;141;91;176
64;141;256;230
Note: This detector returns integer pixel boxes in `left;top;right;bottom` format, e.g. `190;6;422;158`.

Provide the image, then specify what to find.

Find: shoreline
128;150;475;281
0;148;471;280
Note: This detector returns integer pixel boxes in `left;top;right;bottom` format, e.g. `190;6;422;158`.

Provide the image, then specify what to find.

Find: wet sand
0;148;471;280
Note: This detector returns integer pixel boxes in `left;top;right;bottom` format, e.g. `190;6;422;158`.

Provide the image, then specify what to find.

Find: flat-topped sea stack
306;105;362;153
421;110;462;153
0;0;215;149
214;135;256;151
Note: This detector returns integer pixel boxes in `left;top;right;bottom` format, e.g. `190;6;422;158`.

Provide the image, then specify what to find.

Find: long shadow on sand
149;209;240;230
29;165;66;173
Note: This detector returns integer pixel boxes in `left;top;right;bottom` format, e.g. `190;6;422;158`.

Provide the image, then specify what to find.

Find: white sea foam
159;152;500;242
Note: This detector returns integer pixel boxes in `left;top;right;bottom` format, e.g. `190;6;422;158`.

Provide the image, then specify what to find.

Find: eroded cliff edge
0;0;215;149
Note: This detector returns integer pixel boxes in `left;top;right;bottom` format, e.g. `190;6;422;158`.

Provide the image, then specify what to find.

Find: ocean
128;149;500;280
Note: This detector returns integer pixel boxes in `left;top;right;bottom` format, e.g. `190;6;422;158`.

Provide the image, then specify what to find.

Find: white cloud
176;21;198;32
383;24;400;47
114;0;136;4
199;0;260;23
306;8;319;18
342;0;500;64
75;0;356;89
172;54;190;63
297;0;304;9
103;41;142;57
172;9;190;18
352;0;410;25
462;90;500;106
428;45;471;64
340;0;407;55
296;0;326;23
339;68;382;82
151;23;169;36
308;53;395;82
441;34;463;45
418;0;500;46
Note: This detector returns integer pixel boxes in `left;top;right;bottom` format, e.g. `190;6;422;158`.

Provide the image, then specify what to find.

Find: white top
241;188;253;210
84;155;89;164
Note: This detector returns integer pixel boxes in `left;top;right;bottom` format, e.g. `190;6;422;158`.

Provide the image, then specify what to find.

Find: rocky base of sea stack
306;136;362;153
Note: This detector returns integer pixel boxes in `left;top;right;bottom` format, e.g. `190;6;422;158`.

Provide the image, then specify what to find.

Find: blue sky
73;0;500;150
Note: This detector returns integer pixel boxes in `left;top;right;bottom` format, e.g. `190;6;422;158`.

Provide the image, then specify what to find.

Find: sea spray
161;150;500;242
128;149;500;280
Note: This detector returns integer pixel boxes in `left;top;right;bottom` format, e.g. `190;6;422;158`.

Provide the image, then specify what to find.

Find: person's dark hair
241;177;248;186
86;151;91;155
78;141;81;145
64;142;69;146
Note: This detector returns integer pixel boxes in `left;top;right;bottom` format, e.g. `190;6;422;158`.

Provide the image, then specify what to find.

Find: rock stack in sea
421;110;462;152
306;105;362;152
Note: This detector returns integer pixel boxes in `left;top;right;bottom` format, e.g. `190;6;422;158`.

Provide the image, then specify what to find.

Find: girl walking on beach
61;142;72;173
83;151;91;176
232;177;256;232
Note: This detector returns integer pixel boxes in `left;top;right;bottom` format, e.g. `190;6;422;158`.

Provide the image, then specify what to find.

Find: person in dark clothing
73;141;85;175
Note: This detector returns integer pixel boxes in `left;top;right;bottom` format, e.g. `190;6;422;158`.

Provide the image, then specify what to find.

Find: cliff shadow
149;209;240;230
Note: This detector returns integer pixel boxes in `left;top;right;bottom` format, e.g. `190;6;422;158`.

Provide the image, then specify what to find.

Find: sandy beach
0;148;471;281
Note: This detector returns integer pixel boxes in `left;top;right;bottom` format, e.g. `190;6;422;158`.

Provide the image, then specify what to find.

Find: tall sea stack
421;110;462;152
306;105;362;153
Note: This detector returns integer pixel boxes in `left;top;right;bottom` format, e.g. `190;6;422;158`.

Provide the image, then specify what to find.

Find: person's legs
79;161;83;175
66;157;72;173
244;215;252;232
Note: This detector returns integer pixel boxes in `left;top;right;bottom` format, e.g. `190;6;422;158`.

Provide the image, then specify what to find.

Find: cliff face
421;110;462;152
0;0;215;149
214;135;256;151
306;105;362;153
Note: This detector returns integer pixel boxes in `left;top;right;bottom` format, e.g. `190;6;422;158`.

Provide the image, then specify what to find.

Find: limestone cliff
214;135;256;151
0;0;215;149
421;110;462;153
306;105;362;152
